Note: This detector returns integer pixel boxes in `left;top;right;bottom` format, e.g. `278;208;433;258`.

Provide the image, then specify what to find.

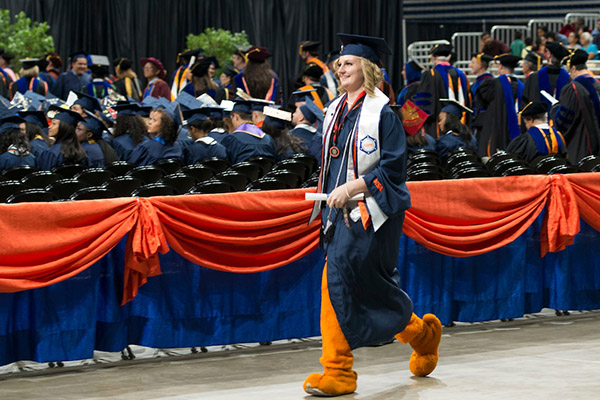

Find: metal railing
527;18;564;40
564;12;600;30
452;32;483;62
407;39;450;69
490;25;529;47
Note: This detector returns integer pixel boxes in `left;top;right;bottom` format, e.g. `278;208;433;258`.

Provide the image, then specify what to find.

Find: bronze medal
330;146;340;158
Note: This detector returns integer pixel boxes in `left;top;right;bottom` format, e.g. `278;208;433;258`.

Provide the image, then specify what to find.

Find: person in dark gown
435;99;478;161
396;59;422;107
507;101;567;162
181;108;227;164
304;33;442;397
290;98;323;161
260;106;304;161
0;115;36;170
18;110;52;157
128;107;183;166
111;103;151;161
37;107;89;170
522;41;571;107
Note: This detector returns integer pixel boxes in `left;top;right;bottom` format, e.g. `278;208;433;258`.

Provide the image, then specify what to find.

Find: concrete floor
1;309;599;399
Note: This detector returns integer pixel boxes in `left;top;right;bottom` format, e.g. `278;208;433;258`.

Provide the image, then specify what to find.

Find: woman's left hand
326;178;368;209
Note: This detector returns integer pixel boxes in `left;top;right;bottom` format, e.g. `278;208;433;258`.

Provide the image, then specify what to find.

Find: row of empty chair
407;149;600;181
0;154;320;203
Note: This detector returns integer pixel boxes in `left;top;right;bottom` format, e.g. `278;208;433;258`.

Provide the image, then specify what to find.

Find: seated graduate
37;106;89;170
111;103;151;161
18;110;52;157
203;107;229;143
435;98;477;161
261;106;305;161
215;64;238;103
507;101;566;162
70;90;103;119
181;108;227;164
290;98;323;161
0;115;36;170
128;107;184;166
76;111;119;167
220;99;276;164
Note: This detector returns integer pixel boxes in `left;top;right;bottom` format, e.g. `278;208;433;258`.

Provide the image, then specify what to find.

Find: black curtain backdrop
0;0;404;99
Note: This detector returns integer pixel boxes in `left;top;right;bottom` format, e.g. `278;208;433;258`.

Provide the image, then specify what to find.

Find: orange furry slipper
395;313;442;377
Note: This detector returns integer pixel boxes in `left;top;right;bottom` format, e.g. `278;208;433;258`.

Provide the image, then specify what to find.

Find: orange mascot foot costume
304;265;442;396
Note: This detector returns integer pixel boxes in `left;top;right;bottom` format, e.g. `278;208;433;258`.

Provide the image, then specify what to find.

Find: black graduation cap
48;105;83;126
439;98;473;116
520;101;548;118
221;64;239;77
524;51;542;70
291;88;317;103
299;98;323;124
182;108;210;126
564;49;588;68
19;58;40;70
0;114;25;135
113;57;133;71
430;43;453;57
546;41;570;61
69;50;88;62
299;40;321;55
232;99;261;114
407;59;423;72
471;52;494;65
189;58;212;77
178;48;204;64
337;33;392;64
205;56;220;69
18;110;48;128
89;55;110;76
198;106;225;120
0;49;15;62
72;91;102;113
494;53;521;69
80;110;106;137
113;102;152;117
302;63;324;80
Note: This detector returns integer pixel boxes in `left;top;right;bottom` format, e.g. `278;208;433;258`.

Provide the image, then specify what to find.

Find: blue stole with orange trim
538;66;569;106
499;74;524;140
529;125;564;155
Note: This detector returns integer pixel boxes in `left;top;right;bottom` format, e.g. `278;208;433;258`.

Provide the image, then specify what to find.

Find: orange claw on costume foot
303;370;357;397
395;313;442;377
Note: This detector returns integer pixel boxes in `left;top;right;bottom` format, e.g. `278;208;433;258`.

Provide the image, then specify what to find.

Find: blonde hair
19;65;39;78
334;56;383;97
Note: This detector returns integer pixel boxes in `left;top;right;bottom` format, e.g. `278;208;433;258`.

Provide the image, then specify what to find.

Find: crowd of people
0;15;599;175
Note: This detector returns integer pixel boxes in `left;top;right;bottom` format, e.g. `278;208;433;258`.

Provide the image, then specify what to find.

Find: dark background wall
0;0;404;98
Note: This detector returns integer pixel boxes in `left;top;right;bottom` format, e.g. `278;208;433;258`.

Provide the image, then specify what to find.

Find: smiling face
337;55;364;93
72;57;88;76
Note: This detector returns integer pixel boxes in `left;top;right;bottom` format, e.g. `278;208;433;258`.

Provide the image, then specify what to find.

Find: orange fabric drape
149;189;320;273
565;173;600;233
0;198;138;292
404;175;579;257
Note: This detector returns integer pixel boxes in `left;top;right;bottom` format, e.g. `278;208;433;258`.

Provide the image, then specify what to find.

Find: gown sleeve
128;143;150;166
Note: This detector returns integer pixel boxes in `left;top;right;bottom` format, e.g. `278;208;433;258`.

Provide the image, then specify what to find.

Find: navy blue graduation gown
435;132;478;161
128;137;184;166
51;71;91;100
81;141;105;168
208;129;228;144
37;143;89;170
290;124;323;161
220;123;276;164
407;133;436;153
185;137;228;164
0;152;36;171
111;134;148;161
320;102;412;349
29;138;50;158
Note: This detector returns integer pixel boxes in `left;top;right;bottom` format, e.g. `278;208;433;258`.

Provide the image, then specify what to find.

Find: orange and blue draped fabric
0;174;599;303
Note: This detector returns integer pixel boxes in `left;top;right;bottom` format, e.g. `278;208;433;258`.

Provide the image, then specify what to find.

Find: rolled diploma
305;193;365;201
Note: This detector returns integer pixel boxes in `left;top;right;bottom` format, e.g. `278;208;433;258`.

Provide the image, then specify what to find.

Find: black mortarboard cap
546;41;570;60
182;108;210;126
18;110;48;128
299;40;321;55
439;98;473;116
198;106;225;120
494;53;521;69
471;52;494;64
337;33;392;64
222;64;239;77
231;99;255;114
564;49;588;68
407;59;423;72
189;58;212;77
325;50;340;65
205;56;219;69
0;114;24;134
302;63;324;80
81;110;106;137
113;57;133;71
49;105;83;126
19;58;40;70
520;101;548;118
178;48;204;63
430;43;453;57
299;99;323;124
0;49;14;61
524;51;542;70
72;91;102;112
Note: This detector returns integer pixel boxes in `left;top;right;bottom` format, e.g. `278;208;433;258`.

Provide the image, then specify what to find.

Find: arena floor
1;309;599;399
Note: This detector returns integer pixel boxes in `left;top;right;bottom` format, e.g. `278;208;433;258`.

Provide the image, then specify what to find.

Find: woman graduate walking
305;34;442;397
